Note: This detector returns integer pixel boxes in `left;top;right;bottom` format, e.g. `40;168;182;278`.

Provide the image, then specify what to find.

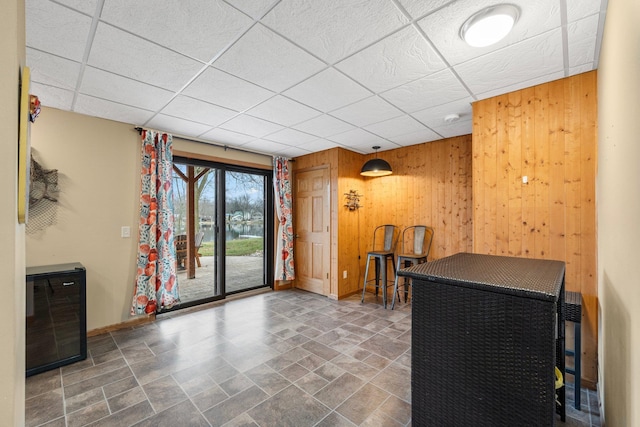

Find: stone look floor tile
107;386;147;413
134;399;210;427
336;383;390;425
202;385;268;427
23;289;601;427
65;400;110;427
248;385;330;427
142;375;188;413
25;388;64;427
89;400;155;427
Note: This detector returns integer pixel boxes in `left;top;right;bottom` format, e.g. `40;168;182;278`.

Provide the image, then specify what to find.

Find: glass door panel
225;170;266;293
172;163;220;306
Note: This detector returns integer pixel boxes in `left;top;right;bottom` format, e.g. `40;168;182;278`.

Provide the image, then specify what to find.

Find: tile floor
25;289;601;426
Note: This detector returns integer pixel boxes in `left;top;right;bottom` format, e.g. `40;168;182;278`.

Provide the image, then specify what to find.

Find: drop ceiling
25;0;607;157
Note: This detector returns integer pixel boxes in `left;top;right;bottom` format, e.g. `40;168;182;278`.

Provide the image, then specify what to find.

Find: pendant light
361;146;392;177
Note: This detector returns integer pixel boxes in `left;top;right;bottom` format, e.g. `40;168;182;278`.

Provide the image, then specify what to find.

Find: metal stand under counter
400;253;565;426
26;263;87;377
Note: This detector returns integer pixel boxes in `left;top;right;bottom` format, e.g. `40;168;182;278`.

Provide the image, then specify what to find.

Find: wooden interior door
294;167;330;295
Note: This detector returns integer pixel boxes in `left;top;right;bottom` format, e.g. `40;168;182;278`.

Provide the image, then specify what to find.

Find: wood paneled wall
363;135;473;262
472;71;598;385
293;137;474;299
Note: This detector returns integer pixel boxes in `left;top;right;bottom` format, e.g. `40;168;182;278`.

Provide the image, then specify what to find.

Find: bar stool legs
361;253;396;308
565;291;582;410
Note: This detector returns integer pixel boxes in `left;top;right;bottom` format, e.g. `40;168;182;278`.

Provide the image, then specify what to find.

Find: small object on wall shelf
26;263;87;377
344;189;362;210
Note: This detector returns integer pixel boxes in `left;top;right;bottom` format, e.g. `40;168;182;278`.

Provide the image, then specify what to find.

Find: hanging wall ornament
344;189;362;211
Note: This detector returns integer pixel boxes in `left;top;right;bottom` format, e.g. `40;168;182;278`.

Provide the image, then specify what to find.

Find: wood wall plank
472;71;598;386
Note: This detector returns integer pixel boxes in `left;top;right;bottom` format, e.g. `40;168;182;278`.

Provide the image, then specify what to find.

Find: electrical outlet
121;226;131;238
343;270;347;279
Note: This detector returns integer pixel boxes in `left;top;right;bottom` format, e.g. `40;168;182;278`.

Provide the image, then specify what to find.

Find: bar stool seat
565;291;582;410
391;226;434;310
361;225;399;309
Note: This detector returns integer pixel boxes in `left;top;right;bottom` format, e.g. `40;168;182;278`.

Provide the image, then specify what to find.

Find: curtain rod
134;127;294;161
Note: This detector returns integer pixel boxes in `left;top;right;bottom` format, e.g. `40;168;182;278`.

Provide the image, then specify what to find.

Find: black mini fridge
26;263;87;376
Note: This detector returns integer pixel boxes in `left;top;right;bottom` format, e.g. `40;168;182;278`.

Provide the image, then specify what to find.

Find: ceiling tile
278;146;314;157
30;82;74;111
475;71;565;101
567;15;599;68
219;115;284;138
454;30;564;95
27;48;81;90
330;96;403;127
80;67;174;111
395;0;453;20
264;128;317;145
100;0;252;62
336;26;446;93
88;23;204;92
283;68;371;112
199;128;255;145
297;139;341;152
160;95;237;127
569;64;594;77
431;119;473;139
292;114;355;137
348;139;401;153
182;67;274;112
419;0;560;66
26;0;92;61
146;114;213;138
55;0;98;15
566;0;603;22
246;95;322;127
411;97;473;128
214;24;326;92
328;128;390;148
380;68;469;113
388;128;441;146
262;0;409;63
225;0;279;20
241;139;291;154
365;115;429;139
75;94;155;125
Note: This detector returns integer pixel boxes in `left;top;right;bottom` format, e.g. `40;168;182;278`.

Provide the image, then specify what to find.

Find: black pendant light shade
361;146;392;177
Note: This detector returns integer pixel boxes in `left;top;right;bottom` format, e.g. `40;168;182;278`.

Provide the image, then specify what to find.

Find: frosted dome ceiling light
460;4;519;47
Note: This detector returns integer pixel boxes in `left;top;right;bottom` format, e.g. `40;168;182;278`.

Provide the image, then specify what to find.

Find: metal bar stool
565;291;582;410
361;225;399;309
391;225;434;310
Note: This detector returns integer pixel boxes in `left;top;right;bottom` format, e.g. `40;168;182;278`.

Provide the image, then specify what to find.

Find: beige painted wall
27;107;272;332
0;0;25;424
597;0;640;424
27;108;142;331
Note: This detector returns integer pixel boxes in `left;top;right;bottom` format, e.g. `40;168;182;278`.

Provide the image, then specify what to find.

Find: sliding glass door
225;169;267;294
169;157;272;310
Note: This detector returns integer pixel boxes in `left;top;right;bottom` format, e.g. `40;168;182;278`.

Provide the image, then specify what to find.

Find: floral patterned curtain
273;156;295;280
131;130;179;315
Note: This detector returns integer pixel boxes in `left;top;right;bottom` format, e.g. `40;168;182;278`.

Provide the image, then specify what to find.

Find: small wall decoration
26;151;60;235
344;189;362;211
29;94;41;122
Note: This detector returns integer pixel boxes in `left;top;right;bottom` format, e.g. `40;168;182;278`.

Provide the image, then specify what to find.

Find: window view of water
198;222;264;242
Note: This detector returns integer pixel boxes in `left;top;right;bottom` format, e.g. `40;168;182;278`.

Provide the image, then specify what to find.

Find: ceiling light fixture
361;146;392;177
444;113;460;124
460;4;520;48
